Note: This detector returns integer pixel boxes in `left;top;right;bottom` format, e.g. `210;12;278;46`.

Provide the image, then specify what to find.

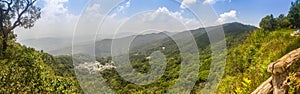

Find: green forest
1;0;300;94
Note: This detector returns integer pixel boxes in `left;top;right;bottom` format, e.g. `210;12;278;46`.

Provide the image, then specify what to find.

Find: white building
76;61;116;74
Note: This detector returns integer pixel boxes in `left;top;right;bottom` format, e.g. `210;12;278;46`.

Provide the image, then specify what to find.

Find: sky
15;0;295;41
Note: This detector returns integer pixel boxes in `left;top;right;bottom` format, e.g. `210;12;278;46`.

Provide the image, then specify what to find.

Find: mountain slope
19;37;72;51
49;32;174;56
128;22;257;57
218;29;300;93
0;39;82;93
75;22;258;93
50;22;257;57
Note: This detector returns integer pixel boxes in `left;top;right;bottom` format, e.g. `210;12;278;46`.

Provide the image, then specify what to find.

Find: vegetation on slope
0;39;82;93
2;0;300;93
79;22;257;93
217;0;300;93
217;29;300;93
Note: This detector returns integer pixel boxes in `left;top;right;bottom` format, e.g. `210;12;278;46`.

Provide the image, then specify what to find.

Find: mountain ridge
49;22;257;56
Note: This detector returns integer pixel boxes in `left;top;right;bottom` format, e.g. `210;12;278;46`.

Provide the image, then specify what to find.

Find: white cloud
148;7;183;21
203;0;231;5
150;7;199;26
16;0;127;41
86;3;101;13
217;10;237;23
117;0;130;12
181;0;231;9
41;0;70;21
180;0;197;9
42;0;68;13
117;7;201;33
203;0;216;4
84;3;102;22
16;0;79;40
110;0;131;18
16;1;202;41
76;3;128;38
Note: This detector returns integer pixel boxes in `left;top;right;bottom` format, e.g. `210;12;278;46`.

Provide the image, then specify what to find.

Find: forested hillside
74;22;257;93
218;0;300;93
0;22;258;93
0;39;82;93
3;0;300;93
49;32;174;56
218;29;300;93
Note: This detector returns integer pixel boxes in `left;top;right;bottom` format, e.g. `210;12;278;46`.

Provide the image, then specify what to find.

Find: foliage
260;0;300;30
259;14;277;31
259;14;292;31
0;39;82;93
276;14;291;29
220;1;300;93
234;78;251;94
0;0;41;52
288;73;300;94
75;22;256;93
52;55;77;77
218;29;300;93
288;0;300;28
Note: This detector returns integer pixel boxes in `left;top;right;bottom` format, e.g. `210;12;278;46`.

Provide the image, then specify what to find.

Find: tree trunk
2;38;7;55
1;31;9;55
0;8;4;55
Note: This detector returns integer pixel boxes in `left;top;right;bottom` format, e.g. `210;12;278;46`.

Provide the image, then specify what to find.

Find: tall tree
275;14;290;29
288;0;300;28
0;0;41;54
259;14;276;31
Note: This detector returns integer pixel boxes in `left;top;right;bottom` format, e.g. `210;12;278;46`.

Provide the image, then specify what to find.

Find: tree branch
9;0;36;31
1;0;13;14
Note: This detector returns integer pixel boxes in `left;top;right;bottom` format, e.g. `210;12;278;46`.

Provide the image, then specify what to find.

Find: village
76;61;116;74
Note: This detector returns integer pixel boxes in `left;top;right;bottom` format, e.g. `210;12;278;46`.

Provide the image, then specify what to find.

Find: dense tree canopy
288;0;300;28
0;39;82;93
0;0;41;54
259;15;276;31
259;0;300;30
275;14;290;29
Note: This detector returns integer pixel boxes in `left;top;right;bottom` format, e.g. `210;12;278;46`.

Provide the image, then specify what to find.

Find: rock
253;48;300;94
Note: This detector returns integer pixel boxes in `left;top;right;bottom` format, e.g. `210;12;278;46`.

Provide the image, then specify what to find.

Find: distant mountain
82;22;258;93
127;22;258;57
18;32;139;52
49;22;257;57
49;32;177;56
19;37;73;51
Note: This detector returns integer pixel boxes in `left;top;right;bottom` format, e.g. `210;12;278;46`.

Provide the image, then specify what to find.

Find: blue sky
213;0;292;25
58;0;294;26
16;0;296;40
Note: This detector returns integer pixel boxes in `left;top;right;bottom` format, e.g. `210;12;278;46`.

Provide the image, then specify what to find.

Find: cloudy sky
15;0;293;41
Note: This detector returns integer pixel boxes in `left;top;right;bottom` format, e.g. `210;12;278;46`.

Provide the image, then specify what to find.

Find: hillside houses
76;61;116;74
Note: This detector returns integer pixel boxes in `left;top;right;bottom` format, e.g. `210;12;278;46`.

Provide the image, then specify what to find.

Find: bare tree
0;0;41;54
